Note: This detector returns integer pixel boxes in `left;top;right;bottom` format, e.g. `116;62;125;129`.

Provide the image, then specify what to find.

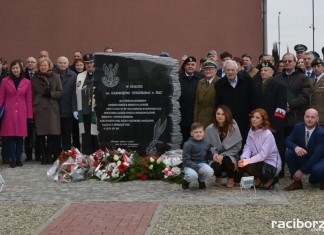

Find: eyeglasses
283;60;293;63
26;61;36;63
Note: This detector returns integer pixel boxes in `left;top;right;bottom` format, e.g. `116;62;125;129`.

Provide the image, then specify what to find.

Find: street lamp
278;12;281;57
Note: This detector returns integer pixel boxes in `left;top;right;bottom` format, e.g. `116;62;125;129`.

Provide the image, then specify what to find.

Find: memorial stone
94;53;181;155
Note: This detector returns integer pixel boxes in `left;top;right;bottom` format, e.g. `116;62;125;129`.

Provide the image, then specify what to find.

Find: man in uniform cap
179;56;202;146
310;58;324;127
294;44;308;60
194;60;220;129
74;53;99;155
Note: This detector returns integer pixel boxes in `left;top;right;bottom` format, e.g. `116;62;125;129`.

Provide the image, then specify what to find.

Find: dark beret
260;62;275;71
311;58;324;67
83;54;94;62
183;56;196;65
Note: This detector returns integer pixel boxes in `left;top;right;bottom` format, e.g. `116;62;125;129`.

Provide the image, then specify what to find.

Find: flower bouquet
130;155;164;181
160;150;184;183
90;148;135;182
47;148;90;182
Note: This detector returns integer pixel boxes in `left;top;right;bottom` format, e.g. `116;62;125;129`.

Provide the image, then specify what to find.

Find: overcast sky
267;0;324;57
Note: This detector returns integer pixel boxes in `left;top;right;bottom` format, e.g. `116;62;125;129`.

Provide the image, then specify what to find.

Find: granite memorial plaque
94;53;181;155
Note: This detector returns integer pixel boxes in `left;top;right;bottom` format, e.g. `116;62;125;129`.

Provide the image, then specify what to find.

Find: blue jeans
7;136;23;164
286;149;324;183
184;163;214;182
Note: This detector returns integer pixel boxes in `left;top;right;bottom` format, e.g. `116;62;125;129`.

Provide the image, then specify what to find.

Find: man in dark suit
284;108;324;191
252;62;287;177
215;59;254;142
24;56;41;161
303;51;315;78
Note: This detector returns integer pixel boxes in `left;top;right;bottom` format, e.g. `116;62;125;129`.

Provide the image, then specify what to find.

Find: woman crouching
238;108;282;190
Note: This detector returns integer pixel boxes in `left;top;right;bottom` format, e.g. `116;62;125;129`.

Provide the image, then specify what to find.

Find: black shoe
198;180;206;189
25;157;32;162
10;163;16;168
41;156;46;165
16;161;23;167
182;180;190;190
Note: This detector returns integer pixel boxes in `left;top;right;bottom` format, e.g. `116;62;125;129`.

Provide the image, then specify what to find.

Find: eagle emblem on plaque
102;63;120;88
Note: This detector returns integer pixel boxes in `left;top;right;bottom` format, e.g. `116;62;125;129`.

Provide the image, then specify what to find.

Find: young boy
182;122;215;190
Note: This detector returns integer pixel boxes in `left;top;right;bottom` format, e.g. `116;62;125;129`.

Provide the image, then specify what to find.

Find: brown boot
215;177;222;186
226;178;234;188
284;180;303;191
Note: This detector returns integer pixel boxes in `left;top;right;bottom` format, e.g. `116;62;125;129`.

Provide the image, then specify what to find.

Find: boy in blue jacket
182;122;215;190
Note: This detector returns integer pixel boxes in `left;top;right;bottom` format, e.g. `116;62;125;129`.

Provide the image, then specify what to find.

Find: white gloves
73;111;79;120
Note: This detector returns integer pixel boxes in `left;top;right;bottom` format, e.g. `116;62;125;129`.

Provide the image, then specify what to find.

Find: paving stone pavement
0;162;288;205
0;162;289;235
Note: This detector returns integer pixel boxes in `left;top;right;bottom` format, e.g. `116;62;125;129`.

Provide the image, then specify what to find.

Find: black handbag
262;162;277;179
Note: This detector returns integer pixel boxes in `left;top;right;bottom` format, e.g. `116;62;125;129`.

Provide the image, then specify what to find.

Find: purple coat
0;77;33;137
241;128;282;174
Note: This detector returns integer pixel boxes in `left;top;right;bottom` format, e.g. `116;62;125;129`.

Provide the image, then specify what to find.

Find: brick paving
39;202;158;235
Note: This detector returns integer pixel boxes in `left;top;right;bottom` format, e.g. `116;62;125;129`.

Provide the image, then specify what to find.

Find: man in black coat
179;56;202;147
215;59;254;142
274;53;311;138
252;62;287;177
54;56;77;151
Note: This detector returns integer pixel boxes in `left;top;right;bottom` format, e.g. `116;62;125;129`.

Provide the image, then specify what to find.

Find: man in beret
194;61;220;129
74;53;99;155
303;51;315;78
310;58;324;128
179;56;202;146
252;62;287;173
294;44;308;60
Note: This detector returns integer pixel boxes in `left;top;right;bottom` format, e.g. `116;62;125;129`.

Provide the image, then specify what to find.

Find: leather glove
73;111;78;120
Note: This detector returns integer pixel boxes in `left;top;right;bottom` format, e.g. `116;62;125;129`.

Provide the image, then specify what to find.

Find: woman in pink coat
0;60;33;168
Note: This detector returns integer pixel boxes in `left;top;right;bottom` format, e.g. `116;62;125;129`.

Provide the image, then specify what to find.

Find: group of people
0;50;99;168
180;45;324;191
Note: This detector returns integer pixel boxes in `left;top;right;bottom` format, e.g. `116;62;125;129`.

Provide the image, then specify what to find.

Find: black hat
183;56;196;65
83;54;94;62
203;60;217;69
260;62;275;71
311;58;324;67
311;51;320;59
294;44;308;52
